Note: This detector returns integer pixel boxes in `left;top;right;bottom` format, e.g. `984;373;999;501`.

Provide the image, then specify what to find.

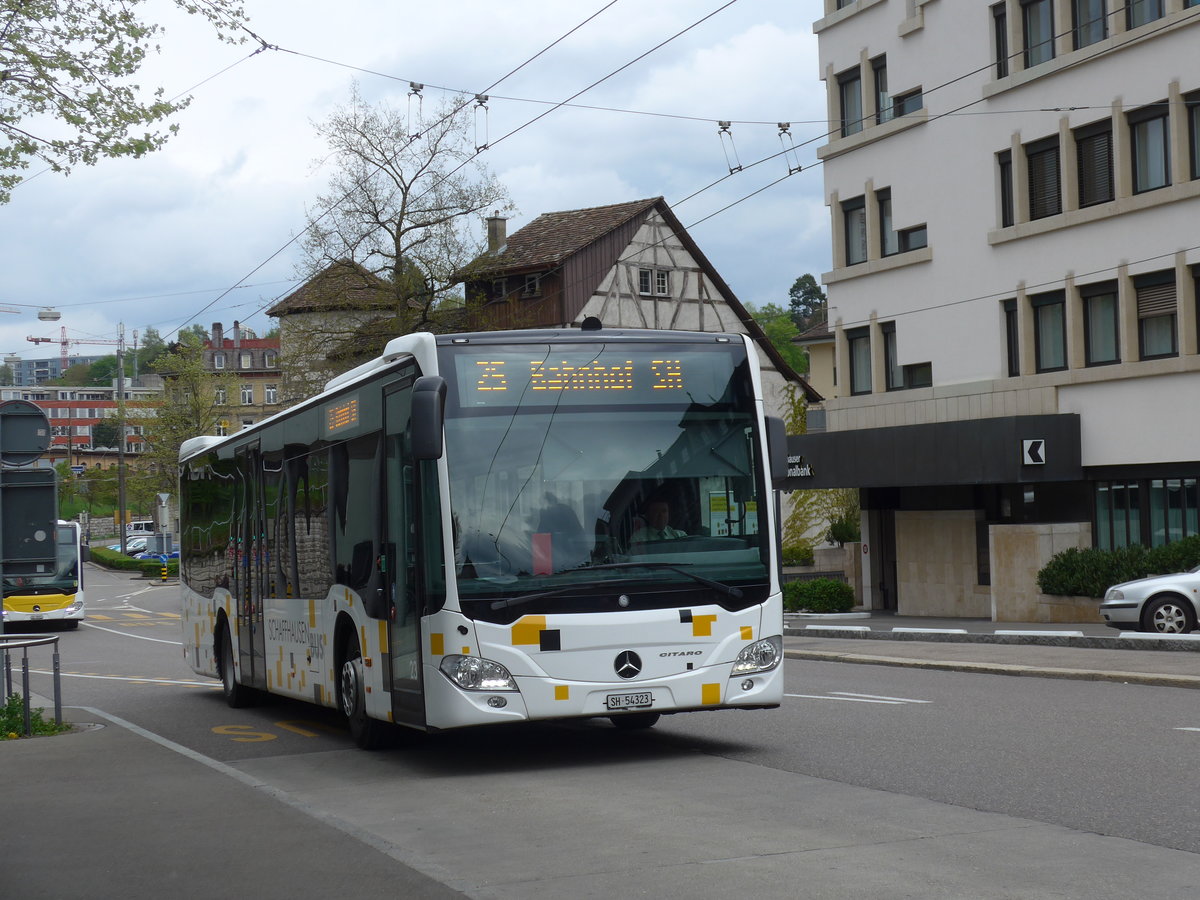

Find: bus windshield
441;341;770;618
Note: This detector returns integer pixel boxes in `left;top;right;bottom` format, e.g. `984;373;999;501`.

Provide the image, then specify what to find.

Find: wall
895;510;991;616
989;522;1102;622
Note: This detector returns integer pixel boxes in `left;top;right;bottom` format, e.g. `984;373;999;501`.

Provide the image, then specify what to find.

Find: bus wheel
220;624;254;709
610;712;660;730
338;636;388;750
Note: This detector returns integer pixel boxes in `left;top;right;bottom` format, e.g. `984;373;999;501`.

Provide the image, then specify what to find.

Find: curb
783;624;1200;653
783;648;1200;690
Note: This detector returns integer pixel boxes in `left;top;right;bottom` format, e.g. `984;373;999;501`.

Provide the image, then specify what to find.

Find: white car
106;536;150;556
1100;567;1200;634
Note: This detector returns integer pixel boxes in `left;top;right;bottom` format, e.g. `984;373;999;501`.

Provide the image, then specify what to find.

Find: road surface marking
81;621;181;645
830;691;931;704
31;669;216;687
785;693;904;704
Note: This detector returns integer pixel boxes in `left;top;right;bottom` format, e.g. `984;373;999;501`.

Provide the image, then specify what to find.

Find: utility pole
117;324;127;556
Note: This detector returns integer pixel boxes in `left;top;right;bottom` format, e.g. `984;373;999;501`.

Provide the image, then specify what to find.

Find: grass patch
1;693;71;740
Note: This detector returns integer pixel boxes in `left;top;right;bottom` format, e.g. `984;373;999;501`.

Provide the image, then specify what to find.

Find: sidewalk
784;611;1200;689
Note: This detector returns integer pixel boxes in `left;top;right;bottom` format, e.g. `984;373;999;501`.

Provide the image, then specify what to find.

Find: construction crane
26;325;134;374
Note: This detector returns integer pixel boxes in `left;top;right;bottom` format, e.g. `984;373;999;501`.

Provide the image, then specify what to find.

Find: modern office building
789;0;1200;620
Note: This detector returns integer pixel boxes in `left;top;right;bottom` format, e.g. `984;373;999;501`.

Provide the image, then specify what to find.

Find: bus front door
385;382;425;728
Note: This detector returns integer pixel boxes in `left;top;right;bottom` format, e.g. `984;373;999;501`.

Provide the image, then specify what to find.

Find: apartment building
204;321;282;434
788;0;1200;620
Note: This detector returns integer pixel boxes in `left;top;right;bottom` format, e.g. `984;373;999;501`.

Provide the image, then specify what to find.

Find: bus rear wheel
219;623;254;709
338;635;388;750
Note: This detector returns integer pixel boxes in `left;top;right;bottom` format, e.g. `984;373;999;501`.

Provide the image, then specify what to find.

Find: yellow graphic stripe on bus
512;615;547;646
555;685;569;701
378;620;388;654
276;646;284;691
740;626;753;640
702;683;721;705
308;597;316;629
691;614;717;637
430;633;445;656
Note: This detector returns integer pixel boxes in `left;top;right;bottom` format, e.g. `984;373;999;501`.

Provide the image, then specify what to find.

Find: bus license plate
606;691;652;711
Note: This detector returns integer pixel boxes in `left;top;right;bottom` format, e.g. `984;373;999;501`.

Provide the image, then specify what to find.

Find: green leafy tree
87;356;119;386
135;325;168;374
0;363;12;384
139;332;233;493
91;419;121;449
0;0;249;202
788;274;827;331
746;303;807;375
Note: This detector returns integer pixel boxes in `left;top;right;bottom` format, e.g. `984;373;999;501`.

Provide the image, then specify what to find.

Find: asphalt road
12;562;1200;898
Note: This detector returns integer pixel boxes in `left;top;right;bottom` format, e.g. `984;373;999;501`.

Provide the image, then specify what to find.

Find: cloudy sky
0;0;830;369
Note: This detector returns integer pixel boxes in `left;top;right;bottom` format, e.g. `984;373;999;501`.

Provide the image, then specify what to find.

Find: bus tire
609;712;660;730
339;634;388;750
220;623;254;709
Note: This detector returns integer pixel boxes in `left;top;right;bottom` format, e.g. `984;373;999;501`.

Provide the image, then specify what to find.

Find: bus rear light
439;655;518;692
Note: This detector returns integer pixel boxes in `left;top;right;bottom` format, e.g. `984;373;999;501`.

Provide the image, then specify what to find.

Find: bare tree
284;84;513;391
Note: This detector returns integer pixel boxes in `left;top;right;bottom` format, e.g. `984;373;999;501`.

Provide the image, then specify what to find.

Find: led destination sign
452;346;741;409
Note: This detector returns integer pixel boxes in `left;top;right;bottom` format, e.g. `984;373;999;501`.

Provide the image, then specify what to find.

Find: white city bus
3;520;86;628
179;323;789;747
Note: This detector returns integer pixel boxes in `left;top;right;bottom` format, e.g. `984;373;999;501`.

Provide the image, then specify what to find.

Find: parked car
105;537;150;556
133;550;179;560
1100;567;1200;634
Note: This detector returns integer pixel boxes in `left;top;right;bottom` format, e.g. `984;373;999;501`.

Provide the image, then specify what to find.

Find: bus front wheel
338;635;388;750
219;624;254;709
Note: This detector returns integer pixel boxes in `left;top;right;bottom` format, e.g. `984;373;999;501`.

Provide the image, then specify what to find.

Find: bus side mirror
412;376;447;460
766;416;788;484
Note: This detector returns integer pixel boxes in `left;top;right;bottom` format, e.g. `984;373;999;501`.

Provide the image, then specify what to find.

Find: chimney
486;211;507;253
211;322;223;347
232;320;241;348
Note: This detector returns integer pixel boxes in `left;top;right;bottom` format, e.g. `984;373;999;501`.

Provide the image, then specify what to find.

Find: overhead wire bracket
717;121;742;174
474;94;490;152
777;123;802;175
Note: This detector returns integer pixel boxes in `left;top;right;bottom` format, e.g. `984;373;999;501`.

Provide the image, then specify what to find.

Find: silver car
1100;567;1200;633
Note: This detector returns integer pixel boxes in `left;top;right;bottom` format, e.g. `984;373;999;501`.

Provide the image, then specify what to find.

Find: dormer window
212;352;225;370
239;351;253;369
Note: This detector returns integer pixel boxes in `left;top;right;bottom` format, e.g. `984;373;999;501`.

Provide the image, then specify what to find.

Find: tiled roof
267;259;390;317
794;319;832;343
480;198;660;272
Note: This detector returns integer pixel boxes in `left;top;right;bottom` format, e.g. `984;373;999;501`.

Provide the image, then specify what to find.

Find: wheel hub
340;658;361;717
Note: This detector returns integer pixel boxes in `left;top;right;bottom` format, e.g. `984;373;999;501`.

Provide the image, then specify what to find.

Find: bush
828;516;860;546
1037;535;1200;598
783;577;854;613
89;546;178;578
781;542;815;567
1;693;71;739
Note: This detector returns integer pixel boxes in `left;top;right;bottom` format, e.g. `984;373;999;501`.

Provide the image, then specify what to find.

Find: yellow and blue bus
179;325;788;747
3;520;86;629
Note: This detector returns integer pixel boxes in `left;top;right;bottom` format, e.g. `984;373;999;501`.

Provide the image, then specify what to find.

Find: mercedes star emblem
614;650;642;679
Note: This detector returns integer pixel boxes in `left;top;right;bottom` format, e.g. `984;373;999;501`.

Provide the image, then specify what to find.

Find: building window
240;385;254;405
1149;478;1200;546
892;89;923;116
883;323;932;391
1026;136;1061;220
1003;299;1020;376
265;384;278;404
877;189;897;256
1075;119;1114;207
838;66;863;137
522;274;541;297
872;56;890;124
637;268;670;296
1022;0;1055;68
1135;271;1177;358
847;327;871;395
239;351;252;369
264;351;276;368
212;352;225;370
842;196;867;265
214;387;227;405
1127;0;1163;29
490;278;507;301
1187;91;1200;181
1095;481;1140;549
1031;290;1066;372
998;149;1014;227
1081;282;1119;365
215;420;228;437
897;224;927;252
1129;105;1170;193
992;3;1009;78
1072;0;1107;49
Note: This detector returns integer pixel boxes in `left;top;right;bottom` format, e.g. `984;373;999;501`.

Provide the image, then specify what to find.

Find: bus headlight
439;655;518;692
731;636;783;675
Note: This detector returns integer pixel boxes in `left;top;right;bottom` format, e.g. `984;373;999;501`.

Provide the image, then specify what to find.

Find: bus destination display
453;346;739;408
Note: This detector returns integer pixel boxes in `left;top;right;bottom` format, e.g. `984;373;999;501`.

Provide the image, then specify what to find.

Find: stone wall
895;510;991;617
989;522;1102;623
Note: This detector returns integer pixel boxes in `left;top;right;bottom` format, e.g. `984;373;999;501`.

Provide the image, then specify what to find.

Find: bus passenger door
384;382;425;727
235;444;267;690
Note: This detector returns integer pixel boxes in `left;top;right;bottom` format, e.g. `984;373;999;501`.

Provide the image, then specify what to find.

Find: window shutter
1077;130;1113;206
1137;282;1176;318
1027;144;1061;219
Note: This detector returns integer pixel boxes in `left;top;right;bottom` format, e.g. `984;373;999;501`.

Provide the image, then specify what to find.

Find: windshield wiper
486;577;647;611
576;562;743;600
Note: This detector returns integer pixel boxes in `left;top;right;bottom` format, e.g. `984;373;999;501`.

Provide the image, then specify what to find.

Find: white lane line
785;693;904;705
830;691;932;704
81;621;181;645
1175;727;1200;732
31;670;216;687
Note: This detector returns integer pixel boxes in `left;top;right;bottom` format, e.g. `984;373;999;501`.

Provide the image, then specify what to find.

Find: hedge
783;577;854;613
89;546;179;578
1037;535;1200;598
